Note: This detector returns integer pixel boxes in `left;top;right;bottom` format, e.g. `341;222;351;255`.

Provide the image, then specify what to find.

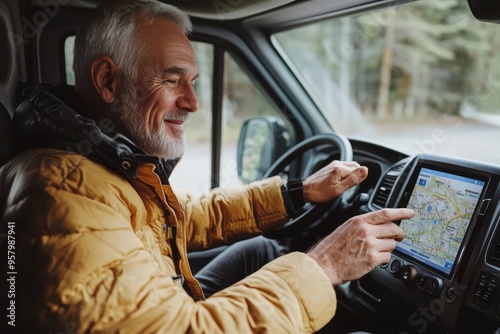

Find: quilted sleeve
176;176;290;251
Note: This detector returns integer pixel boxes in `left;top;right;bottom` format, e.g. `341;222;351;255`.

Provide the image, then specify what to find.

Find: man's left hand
303;161;368;203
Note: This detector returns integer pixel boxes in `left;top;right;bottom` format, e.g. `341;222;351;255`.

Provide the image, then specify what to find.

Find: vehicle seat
0;101;11;166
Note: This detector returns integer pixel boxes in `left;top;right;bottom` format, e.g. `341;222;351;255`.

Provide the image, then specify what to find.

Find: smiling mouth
164;119;185;130
163;112;190;130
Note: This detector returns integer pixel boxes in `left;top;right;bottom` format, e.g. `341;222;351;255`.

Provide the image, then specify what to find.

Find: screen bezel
394;160;489;279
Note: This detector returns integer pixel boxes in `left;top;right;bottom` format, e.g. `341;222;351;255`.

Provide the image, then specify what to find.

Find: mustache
163;110;191;122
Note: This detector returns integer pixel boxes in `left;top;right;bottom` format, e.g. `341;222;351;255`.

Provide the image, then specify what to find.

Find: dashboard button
480;293;492;303
401;265;417;284
444;285;457;303
416;275;426;289
473;271;498;308
389;259;401;274
426;278;439;295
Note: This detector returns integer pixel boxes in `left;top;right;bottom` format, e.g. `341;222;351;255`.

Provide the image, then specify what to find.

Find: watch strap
281;178;305;217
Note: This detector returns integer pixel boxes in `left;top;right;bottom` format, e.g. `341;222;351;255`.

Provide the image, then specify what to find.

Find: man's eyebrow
163;66;199;80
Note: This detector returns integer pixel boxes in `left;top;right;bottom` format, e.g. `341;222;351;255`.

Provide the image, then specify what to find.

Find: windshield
273;0;500;164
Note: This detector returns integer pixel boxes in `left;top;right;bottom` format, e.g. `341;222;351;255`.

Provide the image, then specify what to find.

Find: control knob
401;265;418;284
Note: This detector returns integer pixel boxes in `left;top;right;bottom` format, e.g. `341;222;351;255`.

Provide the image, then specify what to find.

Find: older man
0;0;412;332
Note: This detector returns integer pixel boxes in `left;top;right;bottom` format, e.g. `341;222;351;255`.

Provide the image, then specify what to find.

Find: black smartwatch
281;178;305;216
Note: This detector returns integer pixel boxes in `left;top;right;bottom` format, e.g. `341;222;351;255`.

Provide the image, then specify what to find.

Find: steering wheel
263;133;353;238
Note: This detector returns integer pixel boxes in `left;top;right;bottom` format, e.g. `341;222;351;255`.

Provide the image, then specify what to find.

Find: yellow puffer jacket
0;85;336;333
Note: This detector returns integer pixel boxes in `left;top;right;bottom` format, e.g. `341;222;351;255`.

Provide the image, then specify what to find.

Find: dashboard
336;149;500;334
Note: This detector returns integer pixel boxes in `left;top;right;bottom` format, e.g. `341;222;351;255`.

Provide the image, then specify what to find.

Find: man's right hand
307;208;414;286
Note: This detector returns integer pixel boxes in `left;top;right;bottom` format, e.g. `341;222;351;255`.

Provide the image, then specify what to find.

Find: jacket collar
11;84;179;183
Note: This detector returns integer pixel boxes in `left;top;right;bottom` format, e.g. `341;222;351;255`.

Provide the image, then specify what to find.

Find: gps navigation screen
396;167;486;275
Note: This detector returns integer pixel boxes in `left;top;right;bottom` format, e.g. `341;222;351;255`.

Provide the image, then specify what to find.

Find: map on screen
396;167;486;275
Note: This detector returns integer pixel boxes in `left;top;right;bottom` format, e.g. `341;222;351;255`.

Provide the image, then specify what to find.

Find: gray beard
119;87;188;160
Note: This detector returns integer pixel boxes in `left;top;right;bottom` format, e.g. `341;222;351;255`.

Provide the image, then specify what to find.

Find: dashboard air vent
372;163;405;209
488;230;500;267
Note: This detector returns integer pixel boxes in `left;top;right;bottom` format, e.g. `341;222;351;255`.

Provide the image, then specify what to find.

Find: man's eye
166;79;178;84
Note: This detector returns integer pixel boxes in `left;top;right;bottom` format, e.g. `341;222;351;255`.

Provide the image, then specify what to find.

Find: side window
63;37;292;194
170;42;213;193
64;36;75;85
218;52;290;189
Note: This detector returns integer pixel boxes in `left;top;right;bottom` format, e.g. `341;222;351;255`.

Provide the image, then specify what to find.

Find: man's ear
90;56;120;104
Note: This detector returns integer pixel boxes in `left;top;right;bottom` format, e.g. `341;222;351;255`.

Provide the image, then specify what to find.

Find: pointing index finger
367;208;415;225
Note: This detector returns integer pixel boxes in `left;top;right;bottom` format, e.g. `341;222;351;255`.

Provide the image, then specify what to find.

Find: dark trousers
194;236;287;298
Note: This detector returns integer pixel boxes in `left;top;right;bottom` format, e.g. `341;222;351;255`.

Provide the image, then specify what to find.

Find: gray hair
73;0;192;92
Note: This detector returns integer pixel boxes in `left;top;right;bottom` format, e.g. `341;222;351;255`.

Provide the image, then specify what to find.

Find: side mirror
237;117;289;183
468;0;500;23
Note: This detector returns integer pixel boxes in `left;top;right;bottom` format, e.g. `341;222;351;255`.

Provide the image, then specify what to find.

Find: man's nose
177;84;198;112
